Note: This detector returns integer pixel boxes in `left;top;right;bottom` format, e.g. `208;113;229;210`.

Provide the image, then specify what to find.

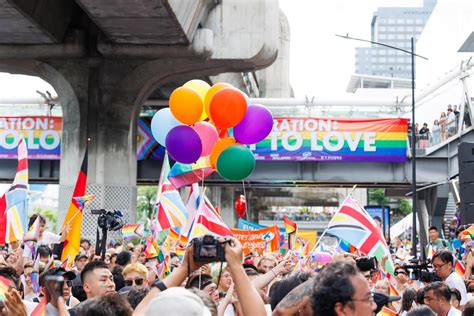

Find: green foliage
399;198;412;215
368;188;389;205
32;207;57;231
137;186;156;224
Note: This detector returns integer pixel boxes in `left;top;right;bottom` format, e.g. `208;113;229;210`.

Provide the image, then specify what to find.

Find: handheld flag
283;215;297;249
30;296;47;316
59;150;88;262
168;157;213;189
187;193;233;240
0;136;29;244
326;196;395;274
155;153;188;230
72;195;95;211
455;259;466;277
122;224;142;240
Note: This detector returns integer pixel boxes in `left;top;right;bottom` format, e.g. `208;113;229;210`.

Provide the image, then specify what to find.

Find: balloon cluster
150;80;273;181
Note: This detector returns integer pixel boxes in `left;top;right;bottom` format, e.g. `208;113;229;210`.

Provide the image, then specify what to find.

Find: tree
137;186;156;224
399;198;412;215
368;188;389;205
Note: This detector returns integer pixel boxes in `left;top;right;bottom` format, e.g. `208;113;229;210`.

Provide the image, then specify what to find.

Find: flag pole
311;185;358;253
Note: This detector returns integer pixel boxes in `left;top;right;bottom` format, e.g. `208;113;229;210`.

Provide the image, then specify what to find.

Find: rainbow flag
0;276;10;301
72;195;95;211
455;259;465;276
0;136;29;244
168;157;214;189
60;150;88;263
144;237;158;259
377;306;396;316
460;225;474;239
426;244;433;260
122;224;142;240
339;239;357;253
174;244;185;260
253;117;408;162
30;296;47;316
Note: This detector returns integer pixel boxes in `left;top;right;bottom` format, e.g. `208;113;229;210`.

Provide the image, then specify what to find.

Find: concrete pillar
54;61;139;240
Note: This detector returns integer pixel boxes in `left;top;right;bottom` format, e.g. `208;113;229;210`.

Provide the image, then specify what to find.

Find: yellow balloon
183;79;211;100
204;83;233;117
169;87;203;125
184;80;211;121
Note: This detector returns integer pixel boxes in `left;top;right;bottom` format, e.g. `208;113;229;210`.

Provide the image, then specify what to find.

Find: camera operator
432;250;467;307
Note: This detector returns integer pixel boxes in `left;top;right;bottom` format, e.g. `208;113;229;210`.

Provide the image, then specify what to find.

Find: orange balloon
209;88;248;128
204;83;233;117
169;87;203;125
210;137;237;169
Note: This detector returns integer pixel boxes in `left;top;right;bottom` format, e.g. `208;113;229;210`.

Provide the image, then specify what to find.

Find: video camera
402;259;441;283
193;235;226;263
91;209;125;231
355;256;378;272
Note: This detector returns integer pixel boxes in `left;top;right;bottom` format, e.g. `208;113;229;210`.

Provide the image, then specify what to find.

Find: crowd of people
415;104;469;149
2;214;474;316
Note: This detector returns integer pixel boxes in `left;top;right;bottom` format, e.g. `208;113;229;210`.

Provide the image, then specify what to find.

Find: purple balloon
165;126;202;164
234;104;274;144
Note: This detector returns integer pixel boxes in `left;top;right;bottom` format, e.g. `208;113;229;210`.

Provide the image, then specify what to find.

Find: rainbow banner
251;117;408;162
0;116;62;160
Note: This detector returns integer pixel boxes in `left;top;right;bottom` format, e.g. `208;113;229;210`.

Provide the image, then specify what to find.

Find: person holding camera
133;236;267;316
432;250;468;307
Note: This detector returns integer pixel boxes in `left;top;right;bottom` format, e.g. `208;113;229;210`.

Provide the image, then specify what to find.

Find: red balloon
235;195;247;218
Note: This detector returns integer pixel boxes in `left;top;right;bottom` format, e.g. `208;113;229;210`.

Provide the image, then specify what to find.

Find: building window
406;26;414;32
379;26;387;31
397;34;404;39
379;34;387;40
416;19;423;24
379;57;386;62
388;34;395;39
397;19;404;24
388;26;396;32
397;26;405;32
379;49;387;55
388;19;395;24
388;57;395;62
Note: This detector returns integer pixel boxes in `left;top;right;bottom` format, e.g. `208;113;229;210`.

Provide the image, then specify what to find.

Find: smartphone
44;275;64;299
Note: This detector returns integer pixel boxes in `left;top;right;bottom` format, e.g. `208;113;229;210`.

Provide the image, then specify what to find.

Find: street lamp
336;34;428;259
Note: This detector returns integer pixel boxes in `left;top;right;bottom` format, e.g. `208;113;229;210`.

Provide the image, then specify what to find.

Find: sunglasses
65;280;73;287
395;271;407;276
124;277;144;287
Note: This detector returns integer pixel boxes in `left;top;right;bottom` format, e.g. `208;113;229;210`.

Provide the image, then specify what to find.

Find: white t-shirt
445;272;468;305
447;306;462;316
39;231;61;246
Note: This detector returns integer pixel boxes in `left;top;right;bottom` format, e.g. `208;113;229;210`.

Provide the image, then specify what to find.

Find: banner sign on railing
0;116;62;159
0;116;408;163
250;117;408;162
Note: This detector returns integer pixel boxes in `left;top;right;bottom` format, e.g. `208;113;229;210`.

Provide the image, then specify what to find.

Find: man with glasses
122;262;149;288
423;282;461;316
432;250;467;307
312;261;377;316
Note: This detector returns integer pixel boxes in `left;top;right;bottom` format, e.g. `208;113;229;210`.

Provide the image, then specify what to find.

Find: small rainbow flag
168;157;213;189
426;244;433;260
30;296;47;316
455;259;466;276
460;225;474;239
72;195;95;211
144;237;158;259
122;224;142;240
0;276;10;301
339;239;357;254
174;244;185;260
283;215;297;249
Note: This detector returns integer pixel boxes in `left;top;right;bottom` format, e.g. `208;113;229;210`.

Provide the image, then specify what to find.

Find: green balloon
216;145;256;181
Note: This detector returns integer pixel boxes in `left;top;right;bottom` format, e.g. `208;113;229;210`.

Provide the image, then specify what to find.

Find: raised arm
224;237;267;316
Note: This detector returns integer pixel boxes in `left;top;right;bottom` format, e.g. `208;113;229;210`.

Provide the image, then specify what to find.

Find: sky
278;0;426;97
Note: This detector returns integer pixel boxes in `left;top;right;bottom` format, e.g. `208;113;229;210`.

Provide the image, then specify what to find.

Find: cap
54;268;76;281
373;292;401;314
144;287;211;316
75;252;88;262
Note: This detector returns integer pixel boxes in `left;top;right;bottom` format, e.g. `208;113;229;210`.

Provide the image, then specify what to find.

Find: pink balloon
193;121;219;156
